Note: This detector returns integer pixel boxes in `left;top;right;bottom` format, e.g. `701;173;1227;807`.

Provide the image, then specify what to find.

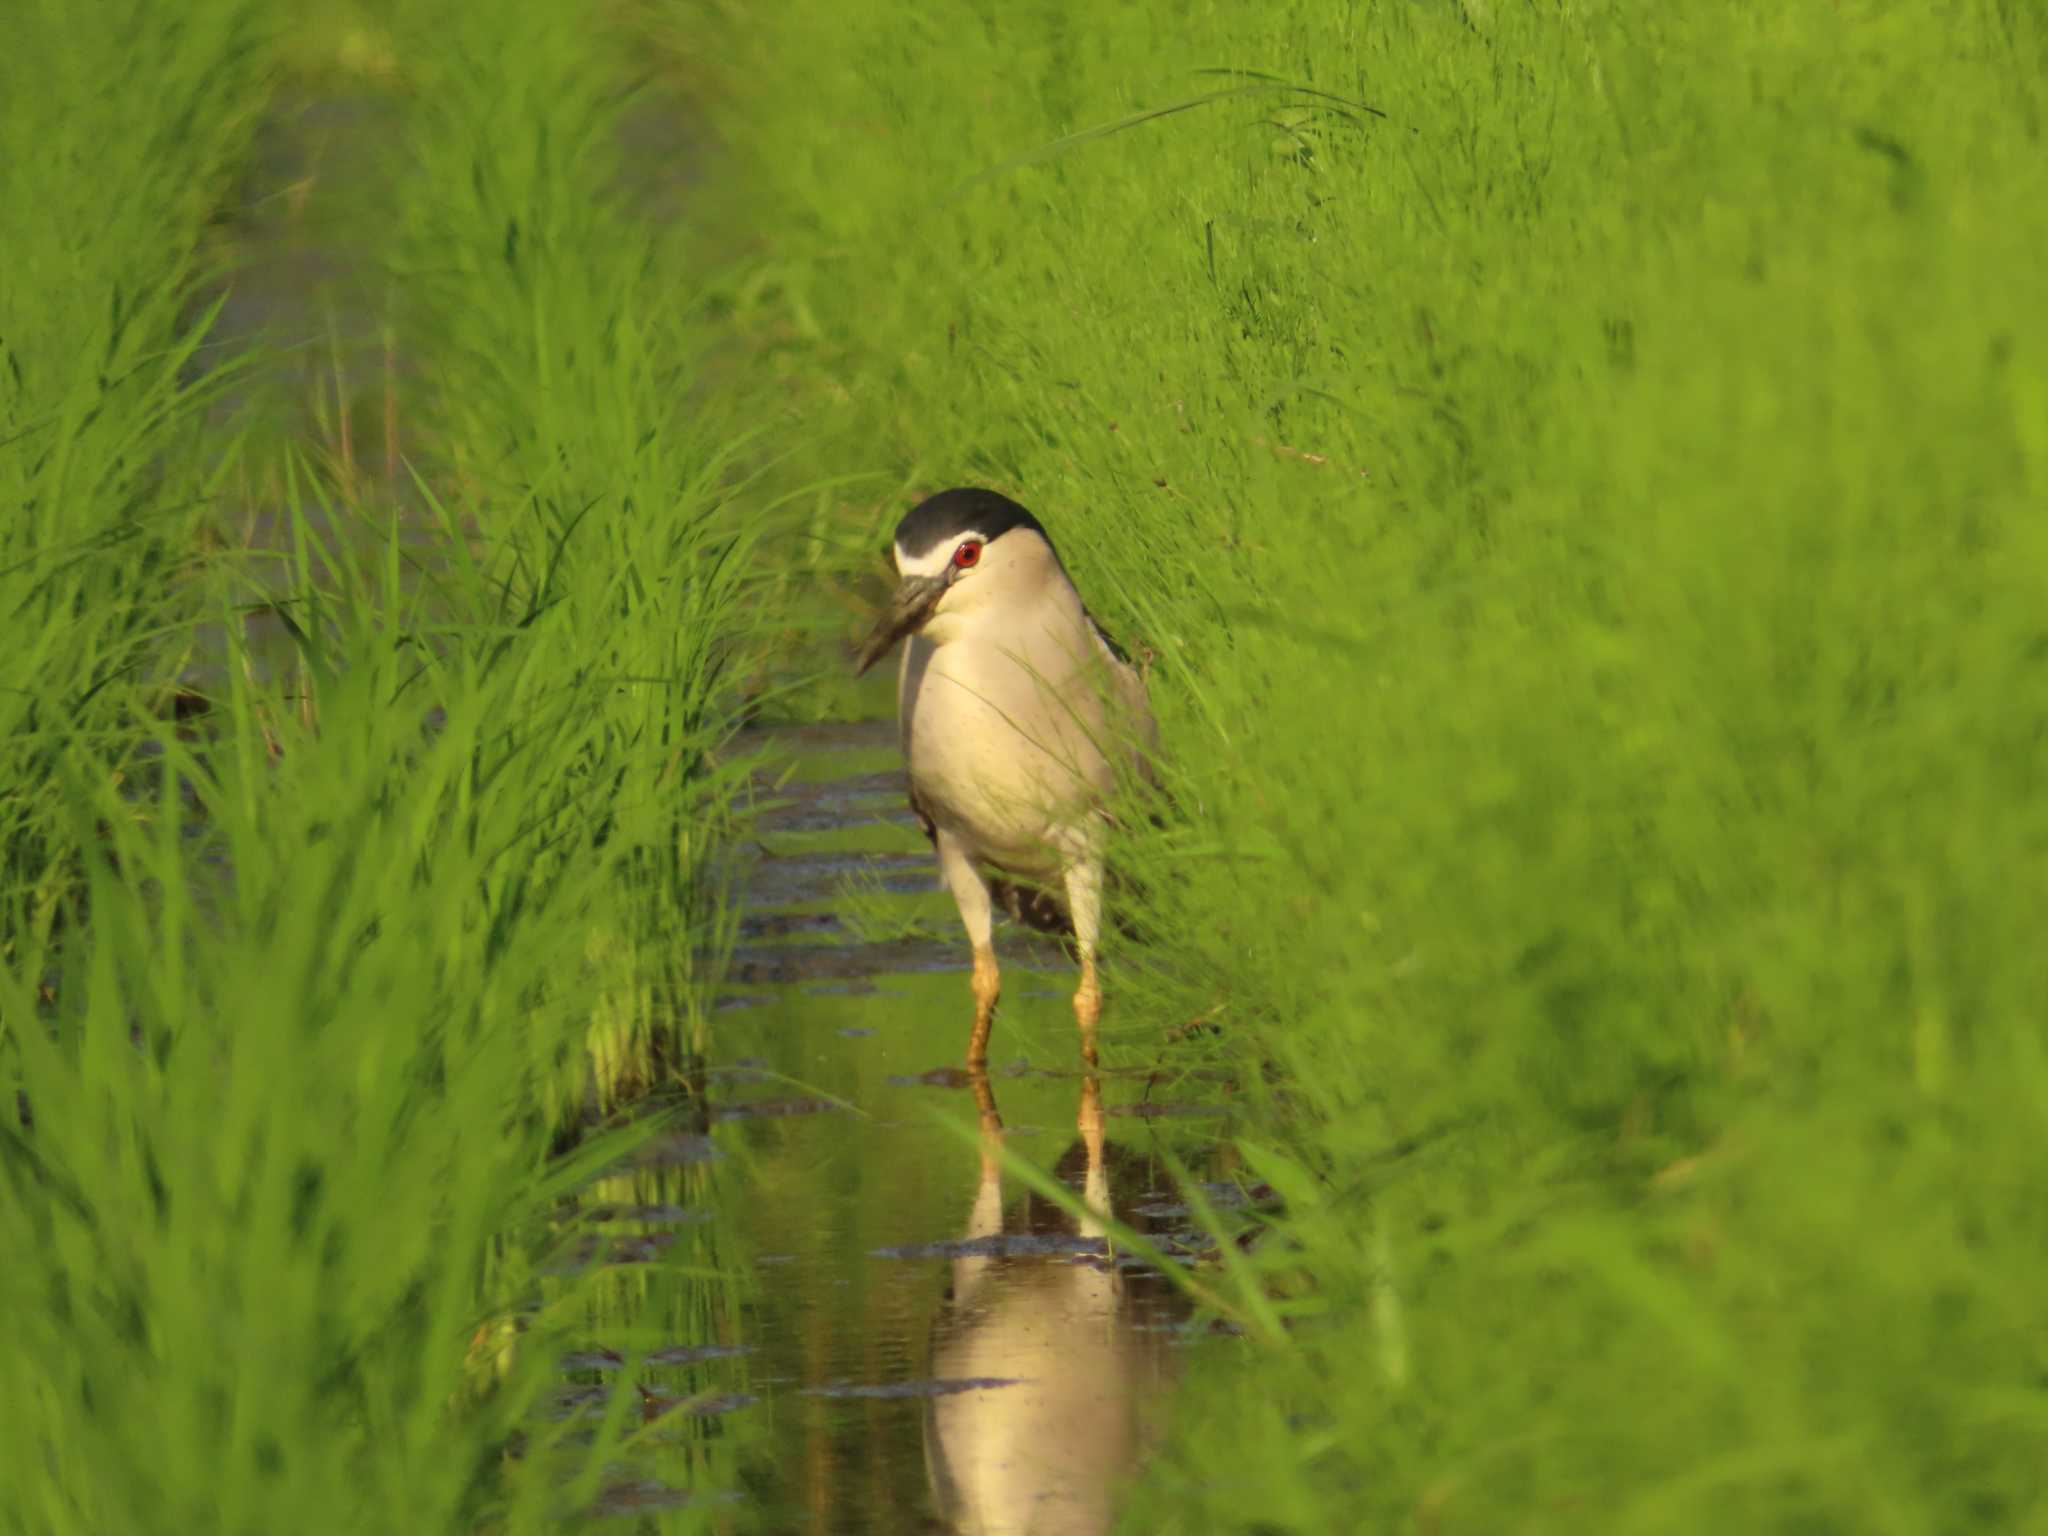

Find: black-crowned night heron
855;488;1156;1066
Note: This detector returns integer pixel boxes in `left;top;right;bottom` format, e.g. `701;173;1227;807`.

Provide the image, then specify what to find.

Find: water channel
553;718;1245;1532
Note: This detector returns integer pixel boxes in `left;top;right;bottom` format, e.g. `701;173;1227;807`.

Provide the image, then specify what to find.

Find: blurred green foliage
684;0;2048;1528
3;2;752;1531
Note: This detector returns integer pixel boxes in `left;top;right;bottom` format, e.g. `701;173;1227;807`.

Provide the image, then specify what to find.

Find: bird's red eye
953;540;981;569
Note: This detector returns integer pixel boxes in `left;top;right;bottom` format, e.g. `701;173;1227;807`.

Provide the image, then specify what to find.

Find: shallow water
559;718;1242;1533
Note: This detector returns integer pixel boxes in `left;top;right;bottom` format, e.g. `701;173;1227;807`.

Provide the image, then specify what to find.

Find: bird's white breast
899;591;1128;875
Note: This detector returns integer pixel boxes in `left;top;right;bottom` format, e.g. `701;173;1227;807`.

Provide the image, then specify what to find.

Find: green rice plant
0;467;743;1531
833;860;948;947
681;0;2048;1527
0;0;275;936
3;0;765;1527
367;0;761;1105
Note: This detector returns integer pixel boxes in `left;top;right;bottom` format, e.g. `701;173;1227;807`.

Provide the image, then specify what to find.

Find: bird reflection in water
923;1074;1190;1535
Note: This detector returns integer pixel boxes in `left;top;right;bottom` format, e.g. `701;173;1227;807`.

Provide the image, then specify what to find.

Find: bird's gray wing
1082;607;1161;791
1084;607;1134;668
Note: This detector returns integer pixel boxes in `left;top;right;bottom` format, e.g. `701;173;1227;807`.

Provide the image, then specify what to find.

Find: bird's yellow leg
1072;951;1101;1065
1063;854;1105;1065
937;830;1001;1066
967;946;1001;1066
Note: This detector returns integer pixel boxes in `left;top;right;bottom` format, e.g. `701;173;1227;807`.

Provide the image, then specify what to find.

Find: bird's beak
854;573;947;676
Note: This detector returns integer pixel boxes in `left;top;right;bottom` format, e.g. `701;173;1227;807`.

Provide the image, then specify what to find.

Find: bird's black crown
893;488;1048;559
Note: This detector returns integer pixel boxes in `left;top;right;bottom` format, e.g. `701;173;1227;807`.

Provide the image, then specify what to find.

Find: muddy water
564;719;1240;1533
